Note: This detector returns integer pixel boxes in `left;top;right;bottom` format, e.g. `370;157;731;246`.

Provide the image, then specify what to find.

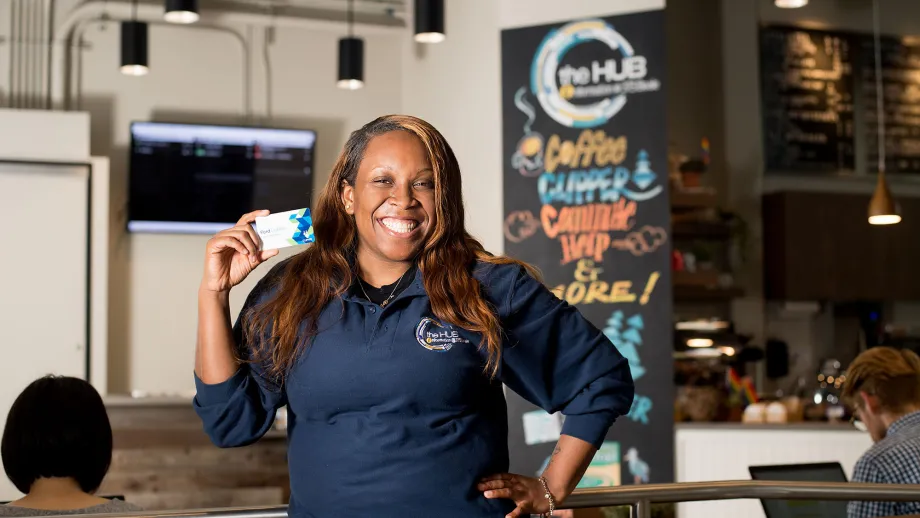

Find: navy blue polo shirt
193;259;634;518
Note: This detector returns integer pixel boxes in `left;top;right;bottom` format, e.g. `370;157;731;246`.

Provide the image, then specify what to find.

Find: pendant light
775;0;808;7
337;0;364;90
164;0;199;24
869;174;900;224
868;0;901;225
414;0;445;43
120;0;148;76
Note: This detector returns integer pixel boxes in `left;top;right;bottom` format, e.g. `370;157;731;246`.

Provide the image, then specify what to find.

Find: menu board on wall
862;35;920;174
760;26;856;172
500;10;673;487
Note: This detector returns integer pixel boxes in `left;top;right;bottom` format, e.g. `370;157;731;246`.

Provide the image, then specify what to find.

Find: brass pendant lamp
868;0;901;225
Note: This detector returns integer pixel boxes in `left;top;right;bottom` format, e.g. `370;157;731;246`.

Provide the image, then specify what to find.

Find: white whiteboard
0;162;90;500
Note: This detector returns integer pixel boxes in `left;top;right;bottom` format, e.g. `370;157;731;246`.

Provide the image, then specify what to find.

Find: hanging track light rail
51;0;407;110
223;0;405;16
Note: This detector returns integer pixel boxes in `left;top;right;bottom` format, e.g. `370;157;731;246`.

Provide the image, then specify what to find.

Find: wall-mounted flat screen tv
128;121;316;234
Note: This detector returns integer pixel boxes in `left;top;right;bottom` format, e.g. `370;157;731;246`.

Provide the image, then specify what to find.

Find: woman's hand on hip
201;210;279;293
479;473;556;518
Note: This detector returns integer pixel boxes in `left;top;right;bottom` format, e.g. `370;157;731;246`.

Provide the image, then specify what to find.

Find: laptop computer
749;462;849;518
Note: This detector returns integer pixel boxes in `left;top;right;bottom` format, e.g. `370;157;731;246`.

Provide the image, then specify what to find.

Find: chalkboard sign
501;10;673;488
760;26;856;172
862;35;920;174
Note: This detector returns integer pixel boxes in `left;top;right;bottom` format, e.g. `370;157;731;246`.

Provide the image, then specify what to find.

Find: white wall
0;109;90;161
499;0;665;29
74;17;403;394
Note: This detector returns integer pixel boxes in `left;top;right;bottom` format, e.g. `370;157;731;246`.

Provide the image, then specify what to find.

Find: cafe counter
674;422;873;518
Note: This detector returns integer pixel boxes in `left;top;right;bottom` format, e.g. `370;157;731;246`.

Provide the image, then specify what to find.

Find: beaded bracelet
538;476;556;516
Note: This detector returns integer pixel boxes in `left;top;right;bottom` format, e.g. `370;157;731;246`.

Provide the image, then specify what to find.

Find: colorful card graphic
254;208;314;250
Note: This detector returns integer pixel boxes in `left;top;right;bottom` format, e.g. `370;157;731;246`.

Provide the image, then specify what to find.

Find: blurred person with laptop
842;346;920;518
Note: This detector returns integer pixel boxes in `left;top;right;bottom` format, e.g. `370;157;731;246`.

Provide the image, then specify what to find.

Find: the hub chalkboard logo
502;9;671;487
531;19;660;129
415;318;469;352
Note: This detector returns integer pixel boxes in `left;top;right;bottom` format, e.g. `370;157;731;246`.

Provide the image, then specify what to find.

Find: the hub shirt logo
415;317;469;352
531;19;660;128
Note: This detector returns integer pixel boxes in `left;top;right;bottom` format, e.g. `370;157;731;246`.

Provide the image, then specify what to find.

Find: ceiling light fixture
687;338;714;348
868;0;901;225
120;0;149;76
164;0;199;24
775;0;808;8
337;0;364;90
414;0;445;43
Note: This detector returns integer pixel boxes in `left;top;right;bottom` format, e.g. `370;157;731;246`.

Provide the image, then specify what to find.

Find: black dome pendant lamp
414;0;445;43
120;0;149;76
337;0;364;90
164;0;199;24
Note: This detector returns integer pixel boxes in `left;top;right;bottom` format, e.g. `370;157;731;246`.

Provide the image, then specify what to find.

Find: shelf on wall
670;189;743;302
673;283;745;301
671;190;718;210
671;220;732;239
672;271;743;301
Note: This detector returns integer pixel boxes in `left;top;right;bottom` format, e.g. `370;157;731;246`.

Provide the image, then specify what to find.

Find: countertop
676;421;862;431
104;394;194;407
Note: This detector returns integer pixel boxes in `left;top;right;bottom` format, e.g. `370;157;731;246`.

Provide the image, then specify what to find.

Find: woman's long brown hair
244;115;537;382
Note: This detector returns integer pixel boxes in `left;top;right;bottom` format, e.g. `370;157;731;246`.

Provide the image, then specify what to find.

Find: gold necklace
359;267;409;307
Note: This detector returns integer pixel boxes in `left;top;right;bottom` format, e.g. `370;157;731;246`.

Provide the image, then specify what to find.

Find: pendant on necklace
381;300;389;307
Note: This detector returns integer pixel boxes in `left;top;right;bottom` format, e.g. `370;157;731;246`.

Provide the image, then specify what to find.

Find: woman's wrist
541;474;568;507
538;476;555;516
199;284;231;304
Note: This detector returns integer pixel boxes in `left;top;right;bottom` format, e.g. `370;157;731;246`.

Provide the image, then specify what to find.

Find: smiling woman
341;130;435;287
192;114;636;518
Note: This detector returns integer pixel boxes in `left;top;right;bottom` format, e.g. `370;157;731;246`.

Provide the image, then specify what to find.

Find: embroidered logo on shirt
415;317;470;352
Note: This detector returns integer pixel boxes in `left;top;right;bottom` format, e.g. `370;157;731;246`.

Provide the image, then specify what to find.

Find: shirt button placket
365;304;379;345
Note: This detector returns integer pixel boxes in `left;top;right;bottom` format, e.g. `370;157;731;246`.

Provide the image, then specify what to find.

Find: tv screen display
128;121;316;234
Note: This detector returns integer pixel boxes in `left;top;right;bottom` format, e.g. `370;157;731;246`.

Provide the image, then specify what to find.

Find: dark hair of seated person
1;375;113;496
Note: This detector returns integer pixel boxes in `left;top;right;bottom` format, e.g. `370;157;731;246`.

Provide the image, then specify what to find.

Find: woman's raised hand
201;210;280;293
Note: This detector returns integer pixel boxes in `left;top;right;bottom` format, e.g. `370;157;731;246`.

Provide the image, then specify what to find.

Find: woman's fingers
210;236;250;257
236;209;270;226
480;473;514;483
259;249;280;262
483;488;514;499
235;220;264;251
480;473;550;517
478;479;509;491
224;229;260;257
